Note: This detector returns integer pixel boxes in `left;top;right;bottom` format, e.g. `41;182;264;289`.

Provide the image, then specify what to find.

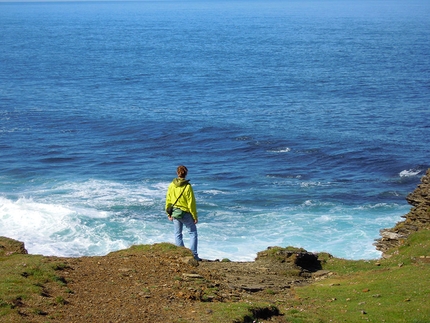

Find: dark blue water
1;0;429;260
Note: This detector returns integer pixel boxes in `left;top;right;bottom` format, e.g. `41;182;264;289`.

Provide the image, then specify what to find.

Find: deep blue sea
1;0;429;261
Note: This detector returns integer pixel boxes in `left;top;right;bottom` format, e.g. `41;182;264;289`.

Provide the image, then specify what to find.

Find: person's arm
187;185;198;223
165;184;173;221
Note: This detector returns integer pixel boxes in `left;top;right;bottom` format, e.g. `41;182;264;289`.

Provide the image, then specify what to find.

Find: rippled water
1;0;429;260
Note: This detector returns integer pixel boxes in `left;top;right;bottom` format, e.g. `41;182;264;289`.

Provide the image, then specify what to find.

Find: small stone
118;268;133;272
181;257;199;267
182;273;204;279
381;232;401;240
139;292;151;298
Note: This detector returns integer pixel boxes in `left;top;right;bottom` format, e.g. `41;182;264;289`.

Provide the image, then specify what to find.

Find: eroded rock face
374;168;430;256
0;236;28;256
256;246;322;272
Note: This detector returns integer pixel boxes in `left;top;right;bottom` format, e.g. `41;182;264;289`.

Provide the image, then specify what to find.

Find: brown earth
2;241;330;323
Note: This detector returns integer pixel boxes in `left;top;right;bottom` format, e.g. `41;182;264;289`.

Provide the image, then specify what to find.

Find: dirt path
29;245;327;323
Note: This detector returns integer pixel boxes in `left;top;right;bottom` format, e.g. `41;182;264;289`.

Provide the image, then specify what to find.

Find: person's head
177;165;188;178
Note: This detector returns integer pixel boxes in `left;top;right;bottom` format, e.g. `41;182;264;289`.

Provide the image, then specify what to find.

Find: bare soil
10;244;330;323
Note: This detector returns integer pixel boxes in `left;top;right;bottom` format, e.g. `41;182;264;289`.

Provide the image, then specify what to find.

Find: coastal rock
374;168;430;256
380;231;403;240
312;270;334;280
0;236;28;256
180;256;199;267
256;246;322;272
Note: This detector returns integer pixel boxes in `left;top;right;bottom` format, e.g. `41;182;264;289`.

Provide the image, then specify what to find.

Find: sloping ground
0;241;325;323
50;246;325;322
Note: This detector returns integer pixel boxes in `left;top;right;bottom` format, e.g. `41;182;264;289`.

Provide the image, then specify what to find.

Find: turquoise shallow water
0;0;429;260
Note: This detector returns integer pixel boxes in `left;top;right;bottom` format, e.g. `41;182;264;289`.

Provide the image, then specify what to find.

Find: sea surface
1;0;429;261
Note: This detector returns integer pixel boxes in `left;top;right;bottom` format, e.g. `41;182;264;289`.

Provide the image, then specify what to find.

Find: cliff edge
374;168;430;256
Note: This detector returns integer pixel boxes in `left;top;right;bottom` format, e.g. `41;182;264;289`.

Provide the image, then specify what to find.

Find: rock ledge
374;168;430;256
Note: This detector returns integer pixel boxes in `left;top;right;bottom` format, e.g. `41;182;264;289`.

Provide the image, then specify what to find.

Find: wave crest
399;169;421;177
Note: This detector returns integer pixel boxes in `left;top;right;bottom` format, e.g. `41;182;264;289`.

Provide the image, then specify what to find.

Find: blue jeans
173;212;199;259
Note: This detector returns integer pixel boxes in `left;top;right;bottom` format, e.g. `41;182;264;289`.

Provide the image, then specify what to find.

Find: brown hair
177;165;188;178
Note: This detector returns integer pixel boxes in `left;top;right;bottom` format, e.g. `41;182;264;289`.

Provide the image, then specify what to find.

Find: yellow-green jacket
165;178;197;221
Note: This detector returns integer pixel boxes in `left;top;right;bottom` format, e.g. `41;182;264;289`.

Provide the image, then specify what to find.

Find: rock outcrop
0;236;28;256
199;246;325;296
374;168;430;256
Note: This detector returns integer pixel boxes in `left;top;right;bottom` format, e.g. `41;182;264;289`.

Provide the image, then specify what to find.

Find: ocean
1;0;429;261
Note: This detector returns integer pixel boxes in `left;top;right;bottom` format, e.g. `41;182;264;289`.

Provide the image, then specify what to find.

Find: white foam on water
0;178;408;261
399;169;422;177
0;196;130;257
0;179;172;257
48;179;166;209
268;147;291;153
196;202;406;261
201;189;226;195
0;196;82;256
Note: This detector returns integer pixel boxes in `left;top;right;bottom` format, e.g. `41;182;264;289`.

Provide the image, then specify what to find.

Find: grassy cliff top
1;230;429;323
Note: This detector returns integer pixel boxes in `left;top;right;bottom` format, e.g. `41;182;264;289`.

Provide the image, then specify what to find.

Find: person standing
165;165;200;261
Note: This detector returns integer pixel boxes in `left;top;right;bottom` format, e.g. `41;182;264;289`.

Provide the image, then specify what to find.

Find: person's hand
168;216;173;221
194;219;198;224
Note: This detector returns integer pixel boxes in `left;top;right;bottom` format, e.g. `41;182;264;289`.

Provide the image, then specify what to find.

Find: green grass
108;242;194;258
0;254;68;318
189;231;429;322
286;230;430;323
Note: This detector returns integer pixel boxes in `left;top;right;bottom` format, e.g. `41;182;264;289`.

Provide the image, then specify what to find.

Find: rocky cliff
1;171;429;322
374;168;430;256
